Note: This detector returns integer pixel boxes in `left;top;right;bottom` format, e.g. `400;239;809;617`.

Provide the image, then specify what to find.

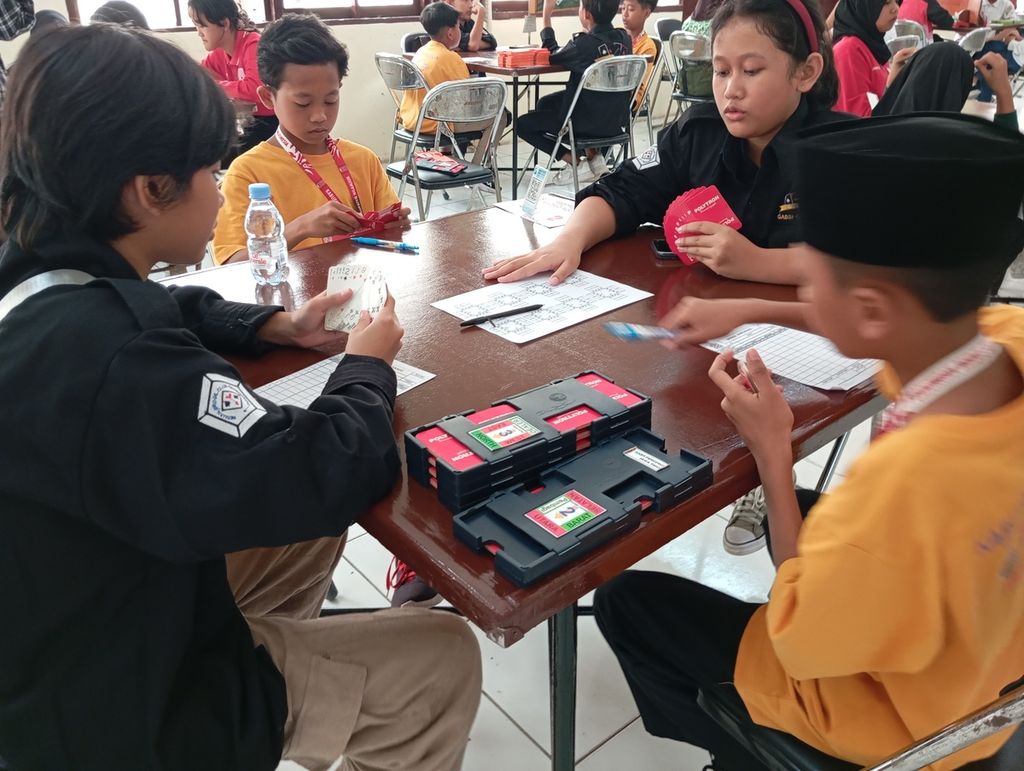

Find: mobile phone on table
650;238;676;260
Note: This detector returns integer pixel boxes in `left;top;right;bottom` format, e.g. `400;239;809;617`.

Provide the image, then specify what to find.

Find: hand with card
256;288;358;349
290;201;364;245
664;186;765;280
324;264;388;332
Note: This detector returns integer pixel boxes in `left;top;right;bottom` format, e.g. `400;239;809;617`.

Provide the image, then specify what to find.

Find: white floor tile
655;512;775;604
799;417;872;479
323;551;389;611
463;695;550;771
577;717;710;771
339;532;395;600
473;616;640;760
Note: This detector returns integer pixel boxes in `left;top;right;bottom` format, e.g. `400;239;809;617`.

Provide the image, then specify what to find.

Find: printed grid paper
702;324;880;392
432;270;653;344
255;357;435;408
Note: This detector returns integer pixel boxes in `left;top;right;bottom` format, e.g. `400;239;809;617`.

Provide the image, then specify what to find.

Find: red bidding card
663;185;742;266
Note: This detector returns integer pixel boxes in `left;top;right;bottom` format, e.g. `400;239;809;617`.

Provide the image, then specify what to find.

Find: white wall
0;4;680;158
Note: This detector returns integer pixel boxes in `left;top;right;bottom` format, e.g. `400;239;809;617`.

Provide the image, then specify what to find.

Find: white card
324;264;387;332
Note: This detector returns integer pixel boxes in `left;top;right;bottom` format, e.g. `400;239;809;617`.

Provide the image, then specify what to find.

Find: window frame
65;0;685;31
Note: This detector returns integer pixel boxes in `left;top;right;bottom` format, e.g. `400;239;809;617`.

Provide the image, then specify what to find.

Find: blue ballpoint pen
351;236;419;253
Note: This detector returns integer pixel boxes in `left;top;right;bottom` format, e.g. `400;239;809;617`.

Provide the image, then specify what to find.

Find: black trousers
594;489;821;769
516;91;571;160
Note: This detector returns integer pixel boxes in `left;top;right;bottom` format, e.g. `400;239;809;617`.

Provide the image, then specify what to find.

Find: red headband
783;0;819;54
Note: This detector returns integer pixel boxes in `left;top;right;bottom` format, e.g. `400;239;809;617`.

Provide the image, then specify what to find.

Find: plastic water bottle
244;183;289;286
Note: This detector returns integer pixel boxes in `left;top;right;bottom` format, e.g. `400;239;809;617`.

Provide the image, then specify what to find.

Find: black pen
459;304;543;327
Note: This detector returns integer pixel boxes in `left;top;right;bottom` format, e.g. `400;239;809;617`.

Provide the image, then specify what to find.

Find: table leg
548;602;578;771
512;75;520;200
815;431;850;492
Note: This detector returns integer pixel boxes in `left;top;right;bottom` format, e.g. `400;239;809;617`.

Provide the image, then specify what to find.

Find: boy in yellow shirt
213;14;409;264
618;0;657;109
399;2;506;166
595;114;1024;769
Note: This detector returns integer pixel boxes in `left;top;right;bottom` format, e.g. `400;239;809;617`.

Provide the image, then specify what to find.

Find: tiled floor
275;421;871;771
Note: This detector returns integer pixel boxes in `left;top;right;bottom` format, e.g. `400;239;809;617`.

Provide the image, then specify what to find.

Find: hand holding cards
323;202;405;244
324;264;387;332
663;185;741;265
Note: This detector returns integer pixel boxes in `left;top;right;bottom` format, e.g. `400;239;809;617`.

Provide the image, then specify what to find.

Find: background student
832;0;975;117
189;0;277;157
488;0;843;289
0;23;480;771
515;0;631;185
619;0;658;110
90;0;149;27
212;14;410;265
400;2;507;164
444;0;497;51
595;112;1024;771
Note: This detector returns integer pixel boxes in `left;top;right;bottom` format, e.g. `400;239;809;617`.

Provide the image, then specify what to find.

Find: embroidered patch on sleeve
632;146;659;171
197;373;267;438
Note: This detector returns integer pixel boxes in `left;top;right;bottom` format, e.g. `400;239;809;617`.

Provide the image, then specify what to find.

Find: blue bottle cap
248;183;271;200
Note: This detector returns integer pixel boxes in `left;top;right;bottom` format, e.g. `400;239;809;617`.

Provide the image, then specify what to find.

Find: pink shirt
833;36;890;118
200;29;274;117
897;0;933;36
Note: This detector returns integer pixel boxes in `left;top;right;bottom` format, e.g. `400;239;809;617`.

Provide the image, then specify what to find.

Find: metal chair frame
958;27;993;55
388;77;508;221
633;37;667;148
667;30;714;125
518;55;648;194
893;18;929;47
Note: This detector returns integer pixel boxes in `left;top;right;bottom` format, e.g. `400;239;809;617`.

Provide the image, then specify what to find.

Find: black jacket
0;235;400;770
580;100;853;247
541;22;632;138
458;17;497;51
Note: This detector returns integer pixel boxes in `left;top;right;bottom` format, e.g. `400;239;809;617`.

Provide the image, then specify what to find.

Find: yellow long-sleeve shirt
632;31;657;110
400;40;471;136
736;304;1024;769
212;139;398;264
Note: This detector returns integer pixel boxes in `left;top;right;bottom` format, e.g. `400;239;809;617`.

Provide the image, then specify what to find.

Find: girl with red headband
485;0;840;288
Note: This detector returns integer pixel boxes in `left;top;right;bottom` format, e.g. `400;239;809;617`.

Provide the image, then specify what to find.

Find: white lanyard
0;269;95;323
877;333;1004;435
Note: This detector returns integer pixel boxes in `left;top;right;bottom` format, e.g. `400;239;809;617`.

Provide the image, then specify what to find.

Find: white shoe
998;251;1024;298
588;154;610;179
550;157;595;187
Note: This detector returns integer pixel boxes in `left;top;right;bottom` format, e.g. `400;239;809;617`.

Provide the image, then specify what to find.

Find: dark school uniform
516;23;632;158
579;99;851;248
458;17;497;51
0;234;400;770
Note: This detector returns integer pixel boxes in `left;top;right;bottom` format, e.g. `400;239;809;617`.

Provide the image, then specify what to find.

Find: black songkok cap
795;113;1024;268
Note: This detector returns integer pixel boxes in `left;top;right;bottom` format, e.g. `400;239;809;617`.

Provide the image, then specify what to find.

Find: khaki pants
226;535;482;771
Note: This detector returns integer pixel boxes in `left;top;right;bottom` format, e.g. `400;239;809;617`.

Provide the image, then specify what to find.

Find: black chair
400;32;429;54
697;675;1024;771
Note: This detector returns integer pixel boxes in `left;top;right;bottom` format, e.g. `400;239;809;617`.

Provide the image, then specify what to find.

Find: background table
178;208;881;769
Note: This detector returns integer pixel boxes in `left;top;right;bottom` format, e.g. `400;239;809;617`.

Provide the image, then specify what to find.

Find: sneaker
997;250;1024;299
387;557;441;608
588;153;611;179
723;486;768;556
549;157;596;187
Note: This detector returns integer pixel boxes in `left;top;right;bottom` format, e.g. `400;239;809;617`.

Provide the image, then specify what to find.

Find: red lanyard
274;127;363;214
876;334;1004;436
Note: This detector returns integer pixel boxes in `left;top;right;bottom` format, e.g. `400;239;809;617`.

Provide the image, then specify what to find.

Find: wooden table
170;208;882;769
